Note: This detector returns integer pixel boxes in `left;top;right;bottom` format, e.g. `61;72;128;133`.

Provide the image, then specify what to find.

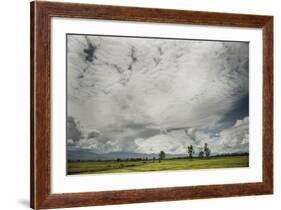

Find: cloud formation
67;35;249;156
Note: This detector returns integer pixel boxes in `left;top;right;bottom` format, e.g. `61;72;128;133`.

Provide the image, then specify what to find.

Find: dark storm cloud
67;116;83;142
128;46;138;71
214;94;249;132
87;130;100;138
125;123;147;130
137;128;160;139
83;38;97;62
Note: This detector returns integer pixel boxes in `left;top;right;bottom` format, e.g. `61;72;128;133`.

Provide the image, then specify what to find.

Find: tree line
158;143;211;162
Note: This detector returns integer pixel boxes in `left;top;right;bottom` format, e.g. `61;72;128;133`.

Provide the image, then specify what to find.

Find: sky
66;34;249;156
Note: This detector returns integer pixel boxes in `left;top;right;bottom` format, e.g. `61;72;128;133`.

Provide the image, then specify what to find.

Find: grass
67;155;249;175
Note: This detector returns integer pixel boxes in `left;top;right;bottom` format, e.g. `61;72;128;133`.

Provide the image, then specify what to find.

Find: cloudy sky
66;34;249;156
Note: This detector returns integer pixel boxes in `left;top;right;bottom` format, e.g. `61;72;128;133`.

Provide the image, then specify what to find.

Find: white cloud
68;116;249;155
135;131;193;154
217;116;249;153
67;139;74;144
67;35;249;155
134;116;249;155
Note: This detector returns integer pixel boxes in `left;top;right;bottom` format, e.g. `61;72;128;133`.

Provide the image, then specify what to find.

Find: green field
67;155;249;175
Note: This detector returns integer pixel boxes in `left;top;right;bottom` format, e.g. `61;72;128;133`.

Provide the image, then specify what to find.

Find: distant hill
67;150;185;161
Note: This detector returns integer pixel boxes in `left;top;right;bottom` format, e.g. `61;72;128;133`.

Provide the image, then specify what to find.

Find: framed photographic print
30;1;273;209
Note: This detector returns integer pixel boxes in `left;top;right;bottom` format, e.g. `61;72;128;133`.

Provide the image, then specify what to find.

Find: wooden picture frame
31;1;273;209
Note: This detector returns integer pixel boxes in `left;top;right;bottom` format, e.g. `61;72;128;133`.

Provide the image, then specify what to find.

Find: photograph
66;34;250;175
29;2;273;208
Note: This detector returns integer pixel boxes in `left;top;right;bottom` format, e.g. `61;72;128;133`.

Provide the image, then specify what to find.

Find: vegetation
67;155;249;175
68;143;249;175
187;145;194;160
198;150;204;158
204;143;211;158
158;151;166;162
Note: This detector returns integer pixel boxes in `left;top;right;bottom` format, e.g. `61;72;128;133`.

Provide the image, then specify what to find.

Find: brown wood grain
30;1;273;209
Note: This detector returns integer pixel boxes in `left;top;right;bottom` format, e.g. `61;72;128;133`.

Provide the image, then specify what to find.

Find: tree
198;151;204;158
204;143;211;158
158;151;165;163
187;145;194;160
